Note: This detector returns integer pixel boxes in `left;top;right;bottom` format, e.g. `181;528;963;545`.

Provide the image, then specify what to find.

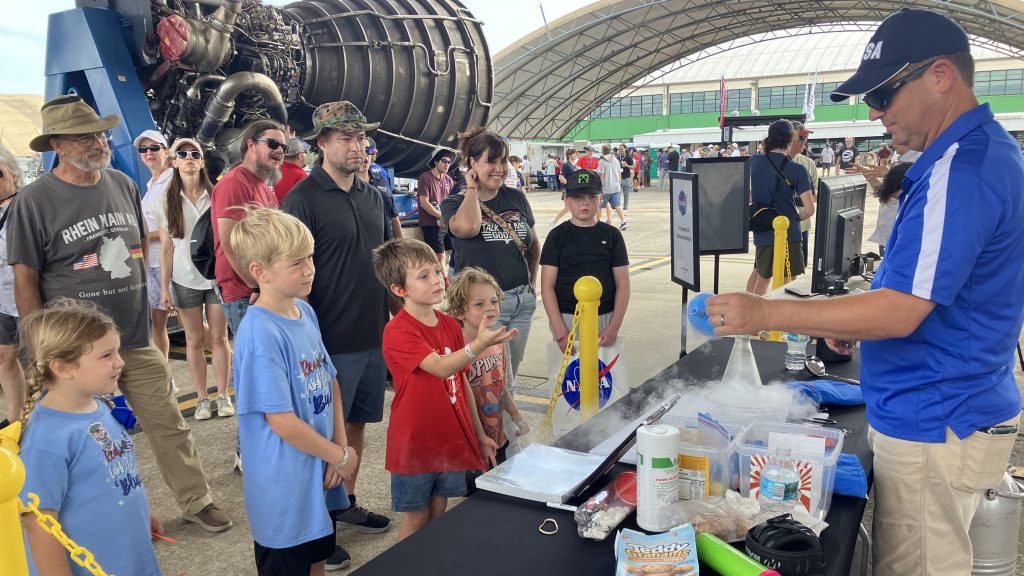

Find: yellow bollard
0;422;28;576
574;276;603;421
769;215;791;342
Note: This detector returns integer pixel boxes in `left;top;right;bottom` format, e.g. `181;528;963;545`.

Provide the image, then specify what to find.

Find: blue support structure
43;7;158;193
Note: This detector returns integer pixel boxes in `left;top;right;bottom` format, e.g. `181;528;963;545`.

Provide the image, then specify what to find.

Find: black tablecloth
352;339;871;576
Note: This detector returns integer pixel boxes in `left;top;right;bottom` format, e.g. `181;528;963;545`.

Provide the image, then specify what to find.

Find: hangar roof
490;0;1024;140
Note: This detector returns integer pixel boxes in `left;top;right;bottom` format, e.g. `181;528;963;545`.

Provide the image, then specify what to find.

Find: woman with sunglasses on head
134;130;175;383
147;138;233;421
441;127;539;377
0;143;26;425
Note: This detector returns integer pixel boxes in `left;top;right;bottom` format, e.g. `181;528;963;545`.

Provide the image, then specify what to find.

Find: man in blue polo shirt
706;9;1023;576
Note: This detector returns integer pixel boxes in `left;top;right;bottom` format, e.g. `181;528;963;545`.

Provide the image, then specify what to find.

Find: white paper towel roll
636;424;679;532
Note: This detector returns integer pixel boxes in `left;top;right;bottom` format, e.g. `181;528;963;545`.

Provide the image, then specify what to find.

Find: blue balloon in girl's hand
687;292;718;339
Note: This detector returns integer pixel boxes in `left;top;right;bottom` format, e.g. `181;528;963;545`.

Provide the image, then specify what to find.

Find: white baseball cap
133;129;168;148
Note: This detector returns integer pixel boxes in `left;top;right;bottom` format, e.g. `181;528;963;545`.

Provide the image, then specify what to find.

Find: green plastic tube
695;532;781;576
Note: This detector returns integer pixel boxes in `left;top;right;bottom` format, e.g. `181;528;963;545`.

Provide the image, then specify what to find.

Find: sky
0;0;594;95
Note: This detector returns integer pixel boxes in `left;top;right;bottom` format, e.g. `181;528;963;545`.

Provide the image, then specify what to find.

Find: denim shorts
600;192;621;209
391;471;467;512
147;266;169;311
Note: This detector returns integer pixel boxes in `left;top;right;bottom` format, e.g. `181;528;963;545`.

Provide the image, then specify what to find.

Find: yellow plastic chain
540;304;581;441
785;240;792;281
17;492;110;575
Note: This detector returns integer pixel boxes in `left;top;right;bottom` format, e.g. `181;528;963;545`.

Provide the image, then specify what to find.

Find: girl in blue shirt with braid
18;298;161;576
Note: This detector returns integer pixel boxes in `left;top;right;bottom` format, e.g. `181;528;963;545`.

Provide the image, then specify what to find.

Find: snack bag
576;471;638;541
615;523;699;576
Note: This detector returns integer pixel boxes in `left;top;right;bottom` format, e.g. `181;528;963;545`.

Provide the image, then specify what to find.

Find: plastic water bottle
784;333;809;371
758;447;800;516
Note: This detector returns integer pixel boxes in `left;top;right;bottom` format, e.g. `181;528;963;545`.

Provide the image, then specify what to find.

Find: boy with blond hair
372;238;515;540
229;208;357;575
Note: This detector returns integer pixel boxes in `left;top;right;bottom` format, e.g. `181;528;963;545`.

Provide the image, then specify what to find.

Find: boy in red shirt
372;238;516;541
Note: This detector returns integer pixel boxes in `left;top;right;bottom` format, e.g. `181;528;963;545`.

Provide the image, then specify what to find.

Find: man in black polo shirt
281;101;392;568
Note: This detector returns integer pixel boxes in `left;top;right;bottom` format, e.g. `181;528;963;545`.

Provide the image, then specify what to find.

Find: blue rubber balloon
687;292;717;338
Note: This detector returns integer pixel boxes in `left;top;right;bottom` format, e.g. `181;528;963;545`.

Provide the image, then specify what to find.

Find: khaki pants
119;343;212;515
868;415;1019;576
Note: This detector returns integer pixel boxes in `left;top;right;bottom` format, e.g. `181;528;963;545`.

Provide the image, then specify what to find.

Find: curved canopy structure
490;0;1024;141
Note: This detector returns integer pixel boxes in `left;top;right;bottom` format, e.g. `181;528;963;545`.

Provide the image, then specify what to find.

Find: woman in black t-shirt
441;127;537;375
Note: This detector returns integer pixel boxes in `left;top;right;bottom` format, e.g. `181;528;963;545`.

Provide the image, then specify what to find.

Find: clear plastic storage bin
667;415;745;500
736;421;844;519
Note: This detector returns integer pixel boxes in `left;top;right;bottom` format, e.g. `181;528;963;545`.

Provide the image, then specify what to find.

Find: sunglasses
365;147;378;155
863;61;933;111
174;150;203;160
137;144;164;153
254;137;286;150
437;158;453;165
64;131;112;146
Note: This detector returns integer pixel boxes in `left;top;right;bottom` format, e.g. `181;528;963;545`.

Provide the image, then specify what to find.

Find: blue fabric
750;153;812;245
833;453;868;498
19;400;159;576
786;380;864;406
109;394;137;430
862;103;1024;442
235;301;344;548
390;471;467;512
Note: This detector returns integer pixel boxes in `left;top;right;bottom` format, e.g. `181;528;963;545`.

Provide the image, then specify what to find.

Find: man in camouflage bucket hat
305;101;380;145
283;102;392;568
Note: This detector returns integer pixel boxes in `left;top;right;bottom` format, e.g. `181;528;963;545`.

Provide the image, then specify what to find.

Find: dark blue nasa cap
831;9;970;102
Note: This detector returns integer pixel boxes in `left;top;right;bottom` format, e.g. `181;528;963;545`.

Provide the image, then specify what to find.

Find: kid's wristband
333;446;350;471
464;344;477;360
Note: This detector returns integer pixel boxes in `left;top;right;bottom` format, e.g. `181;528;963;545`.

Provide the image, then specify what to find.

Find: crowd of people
4;86;635;574
1;8;1022;576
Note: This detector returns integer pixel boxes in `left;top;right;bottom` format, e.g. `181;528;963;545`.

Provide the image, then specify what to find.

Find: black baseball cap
831;9;970;102
565;169;602;196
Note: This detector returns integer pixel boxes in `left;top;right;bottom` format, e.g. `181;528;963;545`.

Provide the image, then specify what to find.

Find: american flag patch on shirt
73;253;98;270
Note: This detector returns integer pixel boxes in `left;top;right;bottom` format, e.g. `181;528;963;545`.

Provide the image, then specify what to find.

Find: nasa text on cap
831;9;969;102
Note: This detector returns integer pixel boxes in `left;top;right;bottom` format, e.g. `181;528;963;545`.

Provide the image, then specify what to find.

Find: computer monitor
811;175;868;294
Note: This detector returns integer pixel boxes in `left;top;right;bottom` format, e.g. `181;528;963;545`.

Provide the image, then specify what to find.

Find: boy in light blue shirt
230;208;358;575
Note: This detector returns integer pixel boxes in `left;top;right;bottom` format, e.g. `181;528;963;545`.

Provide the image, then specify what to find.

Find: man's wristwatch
334;446;349;471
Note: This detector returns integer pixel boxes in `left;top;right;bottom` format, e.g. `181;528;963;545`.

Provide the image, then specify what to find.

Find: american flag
73;253;98;270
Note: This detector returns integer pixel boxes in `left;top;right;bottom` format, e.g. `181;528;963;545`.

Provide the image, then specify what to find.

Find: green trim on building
563;94;1024;143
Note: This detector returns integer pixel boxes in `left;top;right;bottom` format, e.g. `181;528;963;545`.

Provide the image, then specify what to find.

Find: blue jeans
221;297;251;337
220;296;250;458
621;180;632;211
497;284;536;376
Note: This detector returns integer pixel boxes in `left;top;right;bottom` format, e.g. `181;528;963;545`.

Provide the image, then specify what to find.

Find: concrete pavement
3;180;1022;574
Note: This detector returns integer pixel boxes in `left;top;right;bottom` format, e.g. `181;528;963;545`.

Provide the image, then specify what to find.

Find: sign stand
669;172;700;357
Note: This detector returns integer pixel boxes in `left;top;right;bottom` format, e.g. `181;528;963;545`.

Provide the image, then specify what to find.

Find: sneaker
184;503;233;533
325;545;352;571
170;377;180;396
233;452;243;476
336;502;391;534
619;221;629;230
194;398;212;420
215;394;235;417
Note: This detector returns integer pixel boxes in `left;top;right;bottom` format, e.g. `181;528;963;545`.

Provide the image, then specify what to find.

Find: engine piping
195;71;288;148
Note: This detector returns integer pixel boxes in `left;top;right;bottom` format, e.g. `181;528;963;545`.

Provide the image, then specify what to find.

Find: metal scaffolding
490;0;1024;140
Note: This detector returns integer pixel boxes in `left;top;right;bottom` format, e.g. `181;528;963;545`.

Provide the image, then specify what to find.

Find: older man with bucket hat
707;9;1024;575
281;101;391;569
8;94;232;532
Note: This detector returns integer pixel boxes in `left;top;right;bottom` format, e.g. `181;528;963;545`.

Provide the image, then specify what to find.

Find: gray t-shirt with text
6;170;150;348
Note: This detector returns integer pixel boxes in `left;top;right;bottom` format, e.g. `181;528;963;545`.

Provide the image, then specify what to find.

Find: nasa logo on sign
677;189;688;217
559;355;619;411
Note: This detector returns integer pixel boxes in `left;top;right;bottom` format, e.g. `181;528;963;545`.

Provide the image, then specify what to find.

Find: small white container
636;424;679;532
